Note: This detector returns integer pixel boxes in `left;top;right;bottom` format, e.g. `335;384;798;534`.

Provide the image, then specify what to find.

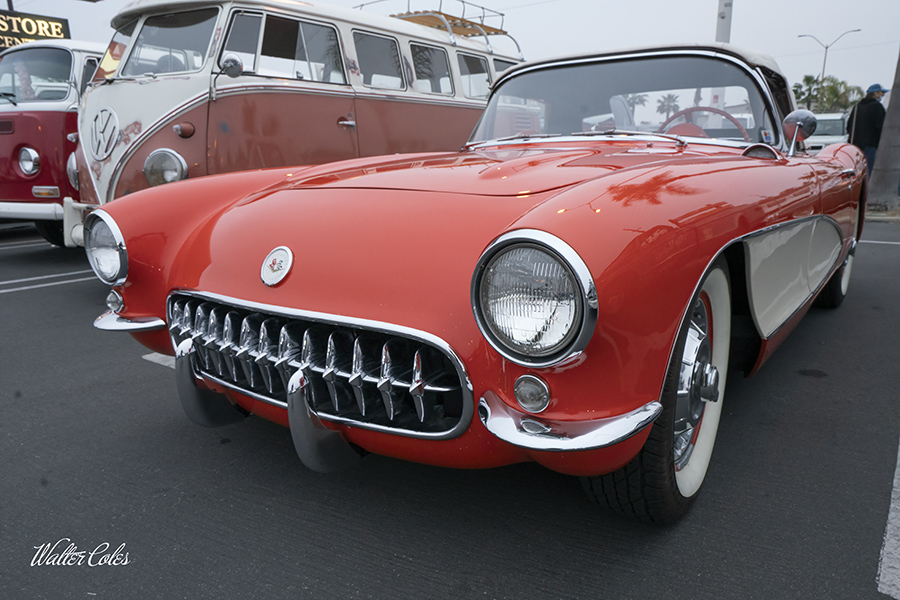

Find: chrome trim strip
471;229;598;368
479;392;662;452
94;309;166;332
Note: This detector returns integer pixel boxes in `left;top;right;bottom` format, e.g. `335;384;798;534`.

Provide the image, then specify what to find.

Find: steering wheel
657;106;751;142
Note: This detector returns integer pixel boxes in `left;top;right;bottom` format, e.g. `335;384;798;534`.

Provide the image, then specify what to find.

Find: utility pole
716;0;732;43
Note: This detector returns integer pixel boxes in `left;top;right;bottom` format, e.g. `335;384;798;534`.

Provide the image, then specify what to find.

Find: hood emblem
90;107;120;161
261;246;293;286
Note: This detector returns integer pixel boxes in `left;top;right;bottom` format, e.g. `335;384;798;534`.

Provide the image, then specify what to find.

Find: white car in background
806;112;848;154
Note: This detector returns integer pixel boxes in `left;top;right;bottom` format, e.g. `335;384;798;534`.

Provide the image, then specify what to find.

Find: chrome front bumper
478;391;661;452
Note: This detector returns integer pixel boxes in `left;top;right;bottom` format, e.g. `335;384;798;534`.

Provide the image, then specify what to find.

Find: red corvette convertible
85;44;867;523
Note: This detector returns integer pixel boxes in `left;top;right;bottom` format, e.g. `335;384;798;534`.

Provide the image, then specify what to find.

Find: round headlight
143;148;188;186
19;147;40;175
472;230;597;367
84;211;128;285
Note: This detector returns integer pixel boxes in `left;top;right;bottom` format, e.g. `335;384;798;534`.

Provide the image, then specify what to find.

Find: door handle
337;117;356;128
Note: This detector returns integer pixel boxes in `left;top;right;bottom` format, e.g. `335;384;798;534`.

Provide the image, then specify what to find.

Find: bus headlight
19;147;40;175
143;148;188;186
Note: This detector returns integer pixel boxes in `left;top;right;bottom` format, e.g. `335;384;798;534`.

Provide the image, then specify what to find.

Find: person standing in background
848;83;890;177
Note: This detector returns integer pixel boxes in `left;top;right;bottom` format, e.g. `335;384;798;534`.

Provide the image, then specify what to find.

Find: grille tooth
205;306;229;378
350;336;381;416
300;327;329;410
237;314;264;389
192;303;214;370
167;294;469;437
169;299;187;335
323;331;354;413
410;350;433;423
221;311;244;383
275;323;305;391
256;318;284;394
378;341;412;421
180;300;201;337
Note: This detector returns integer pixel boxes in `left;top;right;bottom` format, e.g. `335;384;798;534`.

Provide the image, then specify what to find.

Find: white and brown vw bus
68;0;521;245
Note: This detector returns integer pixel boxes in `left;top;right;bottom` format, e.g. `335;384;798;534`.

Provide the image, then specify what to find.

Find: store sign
0;10;70;50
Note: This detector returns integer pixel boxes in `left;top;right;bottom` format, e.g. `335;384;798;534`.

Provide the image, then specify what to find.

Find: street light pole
798;29;861;111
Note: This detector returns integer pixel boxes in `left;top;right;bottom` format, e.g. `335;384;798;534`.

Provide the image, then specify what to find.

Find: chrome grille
168;293;471;438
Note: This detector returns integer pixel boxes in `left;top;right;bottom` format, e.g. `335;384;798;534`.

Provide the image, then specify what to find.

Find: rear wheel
815;251;853;308
34;220;65;247
582;261;732;523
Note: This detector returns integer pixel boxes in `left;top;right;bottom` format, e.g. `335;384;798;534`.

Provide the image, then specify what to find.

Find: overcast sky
12;0;900;93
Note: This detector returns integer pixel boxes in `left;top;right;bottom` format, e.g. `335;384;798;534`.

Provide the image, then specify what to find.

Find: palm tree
656;94;680;119
819;76;863;112
623;93;648;111
792;75;819;110
868;47;900;212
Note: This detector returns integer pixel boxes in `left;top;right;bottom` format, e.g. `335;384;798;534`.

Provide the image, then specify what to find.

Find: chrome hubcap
673;296;720;469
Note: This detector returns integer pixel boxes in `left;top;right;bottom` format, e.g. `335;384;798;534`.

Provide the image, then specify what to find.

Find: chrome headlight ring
143;148;188;187
19;147;40;176
471;229;598;368
84;210;128;286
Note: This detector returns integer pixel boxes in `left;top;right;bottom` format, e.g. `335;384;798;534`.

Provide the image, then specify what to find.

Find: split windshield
119;8;219;77
0;47;72;103
470;55;777;145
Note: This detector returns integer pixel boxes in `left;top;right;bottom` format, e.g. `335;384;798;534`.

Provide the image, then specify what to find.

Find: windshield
814;118;846;136
0;47;72;103
120;8;219;77
93;19;137;81
470;55;777;146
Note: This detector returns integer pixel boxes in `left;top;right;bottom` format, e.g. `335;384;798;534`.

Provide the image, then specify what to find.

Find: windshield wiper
494;132;562;142
0;92;17;106
572;128;687;146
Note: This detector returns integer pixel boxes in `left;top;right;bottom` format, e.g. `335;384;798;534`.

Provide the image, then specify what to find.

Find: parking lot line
143;353;176;369
1;269;94;286
879;442;900;598
0;276;98;294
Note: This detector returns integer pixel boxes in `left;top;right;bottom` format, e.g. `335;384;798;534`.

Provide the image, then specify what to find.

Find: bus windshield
120;8;219;77
0;47;73;103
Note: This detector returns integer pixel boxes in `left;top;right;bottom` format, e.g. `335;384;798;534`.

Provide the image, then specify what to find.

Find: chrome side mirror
783;109;817;157
219;53;243;79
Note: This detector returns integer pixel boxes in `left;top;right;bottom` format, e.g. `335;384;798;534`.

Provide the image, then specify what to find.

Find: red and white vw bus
68;0;521;245
0;39;103;246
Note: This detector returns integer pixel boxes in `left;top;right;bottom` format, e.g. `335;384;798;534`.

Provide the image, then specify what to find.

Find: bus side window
352;31;404;90
81;57;99;95
223;12;261;73
493;58;516;74
410;43;451;95
458;53;490;99
296;21;346;84
259;15;298;78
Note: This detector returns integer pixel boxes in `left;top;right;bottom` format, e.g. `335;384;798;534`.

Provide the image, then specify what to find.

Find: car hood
178;141;733;337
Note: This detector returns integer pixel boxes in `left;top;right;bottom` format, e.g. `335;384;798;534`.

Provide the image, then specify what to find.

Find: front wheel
582;260;732;523
34;220;65;247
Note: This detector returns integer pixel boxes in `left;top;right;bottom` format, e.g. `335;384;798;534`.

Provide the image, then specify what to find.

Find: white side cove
743;217;842;338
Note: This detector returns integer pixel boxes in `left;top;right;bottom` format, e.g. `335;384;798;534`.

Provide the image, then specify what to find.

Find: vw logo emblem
261;246;293;286
90;108;120;161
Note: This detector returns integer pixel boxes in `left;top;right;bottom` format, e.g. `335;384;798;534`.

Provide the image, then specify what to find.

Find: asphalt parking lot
1;220;899;599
